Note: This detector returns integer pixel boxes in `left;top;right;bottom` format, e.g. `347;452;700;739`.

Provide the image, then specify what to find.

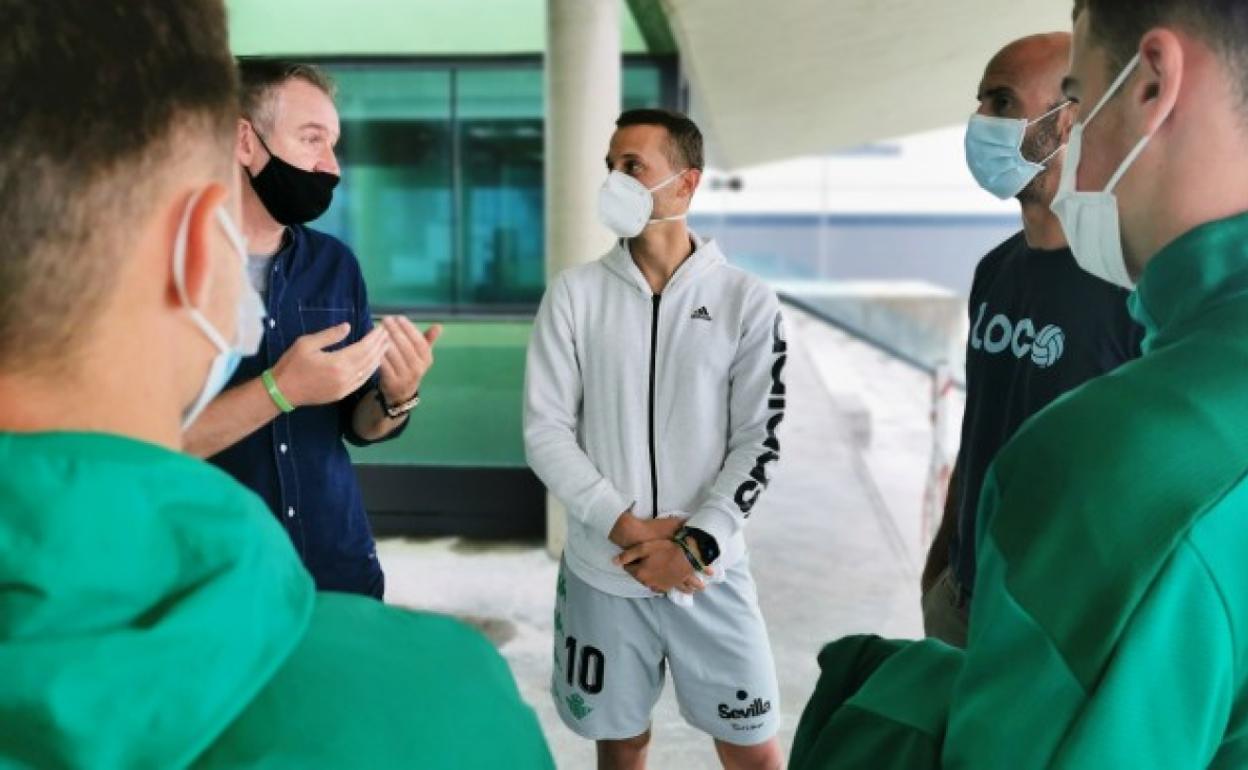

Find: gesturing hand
378;316;442;404
271;323;389;407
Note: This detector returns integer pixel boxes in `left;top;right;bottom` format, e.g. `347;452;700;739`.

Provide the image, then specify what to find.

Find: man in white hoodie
525;109;785;770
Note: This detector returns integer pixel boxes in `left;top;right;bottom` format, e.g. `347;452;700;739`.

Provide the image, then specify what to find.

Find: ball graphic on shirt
1031;325;1066;368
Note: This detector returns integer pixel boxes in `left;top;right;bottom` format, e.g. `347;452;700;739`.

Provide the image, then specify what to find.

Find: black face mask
246;131;340;225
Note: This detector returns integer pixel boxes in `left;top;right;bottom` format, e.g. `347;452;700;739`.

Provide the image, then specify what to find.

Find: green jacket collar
1130;212;1248;352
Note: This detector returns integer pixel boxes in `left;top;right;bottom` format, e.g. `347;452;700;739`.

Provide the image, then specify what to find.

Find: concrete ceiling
662;0;1075;168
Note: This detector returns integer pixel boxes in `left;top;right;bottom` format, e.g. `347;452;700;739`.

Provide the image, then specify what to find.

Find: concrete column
543;0;620;557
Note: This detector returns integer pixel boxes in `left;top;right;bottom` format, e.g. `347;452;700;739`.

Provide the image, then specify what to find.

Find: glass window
623;60;667;109
457;68;545;309
313;59;672;314
320;67;453;309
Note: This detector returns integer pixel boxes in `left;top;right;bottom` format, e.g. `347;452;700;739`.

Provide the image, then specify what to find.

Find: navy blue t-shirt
210;225;406;599
950;232;1143;597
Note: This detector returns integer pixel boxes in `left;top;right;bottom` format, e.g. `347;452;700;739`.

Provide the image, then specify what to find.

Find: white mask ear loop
1026;99;1072;128
215;206;249;260
1083;53;1143;127
1078;52;1149;195
171;191;202;309
647;169;690;224
172;190;232;353
646;169;687;193
1029;101;1072;166
1036;143;1064;167
1104;133;1154;194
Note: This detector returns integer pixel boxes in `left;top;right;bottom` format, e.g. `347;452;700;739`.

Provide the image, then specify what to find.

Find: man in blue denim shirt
185;61;441;599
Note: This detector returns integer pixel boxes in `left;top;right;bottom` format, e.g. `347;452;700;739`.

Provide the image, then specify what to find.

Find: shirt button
287;507;295;518
269;319;277;329
279;443;288;454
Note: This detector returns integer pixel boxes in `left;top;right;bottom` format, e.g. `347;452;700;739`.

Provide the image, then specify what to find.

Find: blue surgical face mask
173;192;266;429
965;101;1070;200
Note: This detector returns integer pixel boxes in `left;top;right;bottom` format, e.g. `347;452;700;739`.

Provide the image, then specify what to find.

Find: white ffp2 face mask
597;169;687;238
1050;53;1154;290
964;101;1069;200
173;191;266;429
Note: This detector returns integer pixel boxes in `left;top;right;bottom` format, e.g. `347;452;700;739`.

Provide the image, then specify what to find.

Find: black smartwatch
682;527;720;565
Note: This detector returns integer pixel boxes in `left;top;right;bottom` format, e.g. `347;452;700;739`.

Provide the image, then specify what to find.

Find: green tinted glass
457;68;545;308
311;60;669;314
318;67;454;308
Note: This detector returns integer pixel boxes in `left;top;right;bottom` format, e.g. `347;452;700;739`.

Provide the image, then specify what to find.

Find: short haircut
0;0;238;372
1073;0;1248;109
238;60;337;133
616;108;705;171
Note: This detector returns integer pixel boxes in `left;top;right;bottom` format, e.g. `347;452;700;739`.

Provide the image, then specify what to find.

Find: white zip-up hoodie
524;233;787;597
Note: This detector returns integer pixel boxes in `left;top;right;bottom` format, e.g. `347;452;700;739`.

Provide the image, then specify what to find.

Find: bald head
974;32;1076;206
978;33;1072;119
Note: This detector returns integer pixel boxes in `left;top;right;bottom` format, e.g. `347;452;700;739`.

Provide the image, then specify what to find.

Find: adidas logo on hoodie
690;306;713;322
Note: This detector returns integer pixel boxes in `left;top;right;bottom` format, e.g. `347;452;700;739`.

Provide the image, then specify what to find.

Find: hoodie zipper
648;294;661;519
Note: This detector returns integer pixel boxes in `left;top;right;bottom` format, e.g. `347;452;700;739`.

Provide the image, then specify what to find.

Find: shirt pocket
298;300;355;352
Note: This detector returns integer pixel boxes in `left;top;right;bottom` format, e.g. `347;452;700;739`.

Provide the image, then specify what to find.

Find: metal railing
778;291;960;554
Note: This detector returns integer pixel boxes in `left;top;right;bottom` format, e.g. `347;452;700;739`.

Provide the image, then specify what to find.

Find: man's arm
790;636;959;770
617;287;786;594
349;388;405;444
183;377;281;459
682;286;787;549
349;316;441;443
523;274;676;546
342;257;439;445
940;474;1234;768
184;323;388;458
921;459;960;594
794;479;1235;770
917;257;979;592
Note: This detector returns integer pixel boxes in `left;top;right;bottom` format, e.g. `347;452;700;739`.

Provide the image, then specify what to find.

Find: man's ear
236;119;255;168
175;183;229;311
1136;28;1184;137
1058;102;1076;144
681;168;703;199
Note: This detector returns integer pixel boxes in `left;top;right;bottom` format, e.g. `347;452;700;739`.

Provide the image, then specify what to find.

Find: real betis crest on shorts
565;693;593;721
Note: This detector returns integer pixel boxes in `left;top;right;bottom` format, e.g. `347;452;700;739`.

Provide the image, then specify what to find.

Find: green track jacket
0;432;554;769
792;213;1248;770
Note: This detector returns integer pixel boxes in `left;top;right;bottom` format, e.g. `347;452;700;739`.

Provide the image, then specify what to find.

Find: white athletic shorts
551;554;780;746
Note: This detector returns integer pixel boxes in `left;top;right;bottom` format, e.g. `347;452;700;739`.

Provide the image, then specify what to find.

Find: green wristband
261;369;295;414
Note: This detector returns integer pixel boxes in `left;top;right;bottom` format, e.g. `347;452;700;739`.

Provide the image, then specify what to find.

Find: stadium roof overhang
660;0;1075;168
